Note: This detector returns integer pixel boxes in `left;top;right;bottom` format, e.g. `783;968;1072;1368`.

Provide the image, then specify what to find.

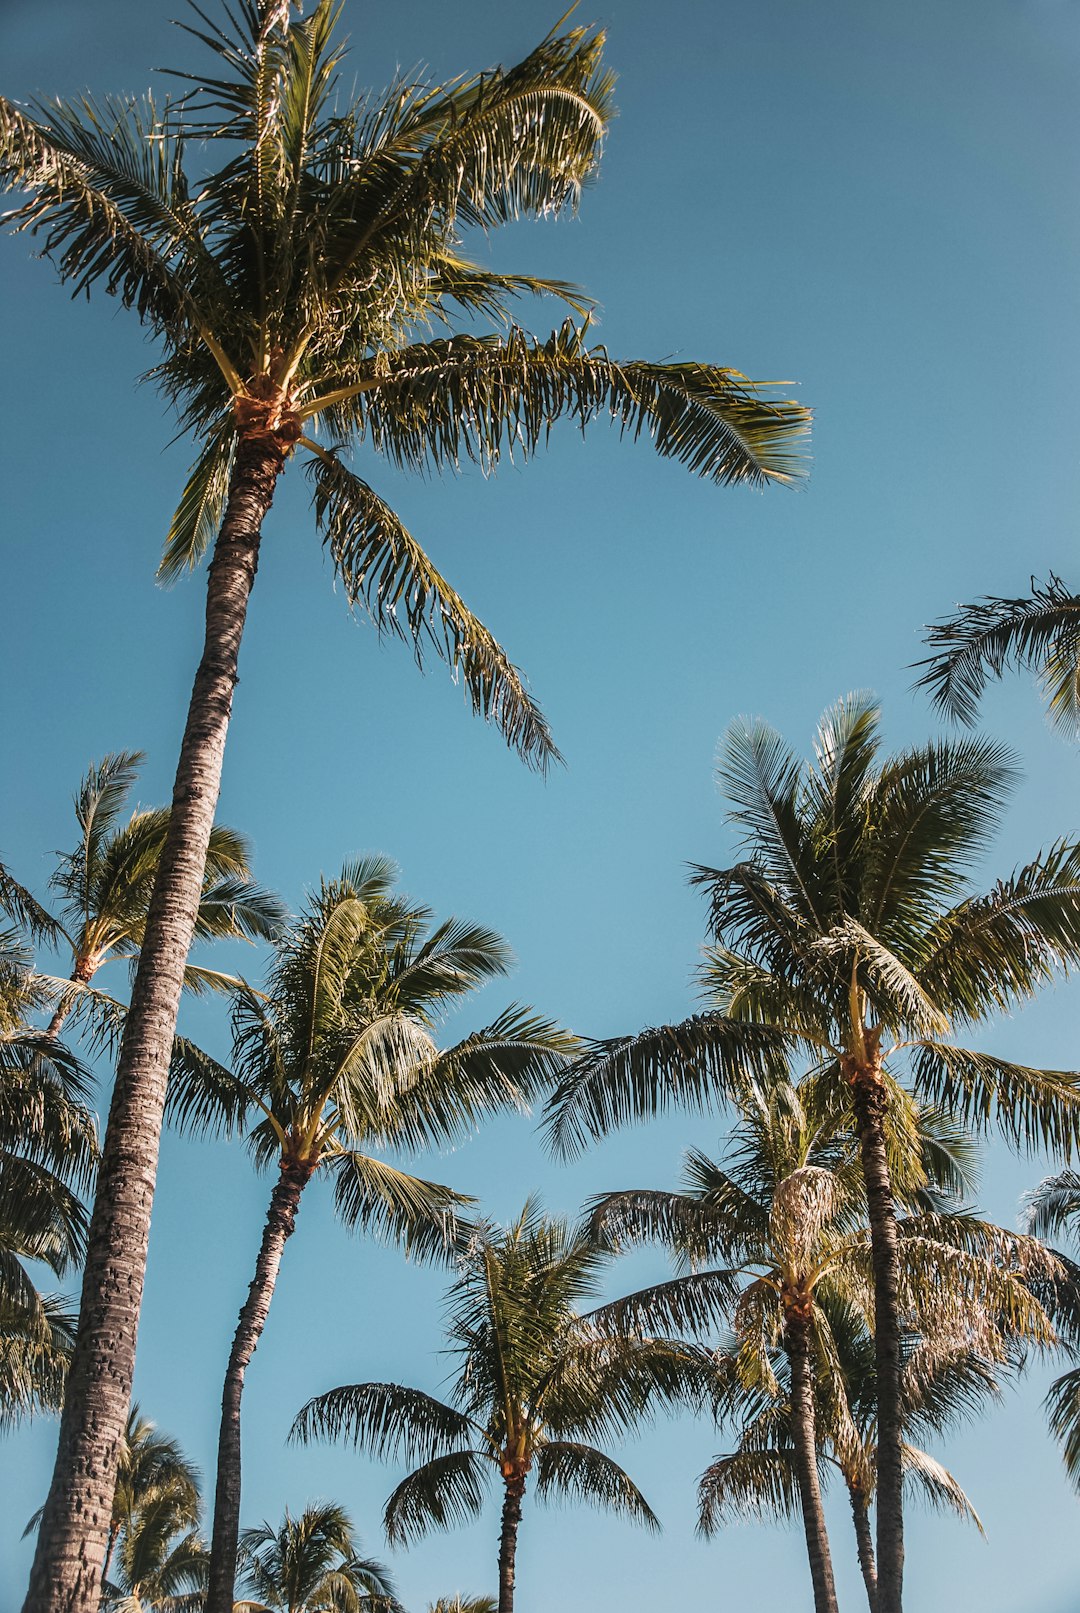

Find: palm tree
0;922;96;1426
292;1201;710;1613
700;1313;995;1613
234;1502;398;1613
589;1079;866;1613
0;751;283;1044
170;858;575;1613
916;574;1080;734
1021;1168;1080;1487
2;8;810;1598
99;1488;207;1613
426;1599;495;1613
545;696;1080;1613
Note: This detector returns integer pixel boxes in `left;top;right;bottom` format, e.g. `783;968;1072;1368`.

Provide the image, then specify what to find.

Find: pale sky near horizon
3;2;1080;1609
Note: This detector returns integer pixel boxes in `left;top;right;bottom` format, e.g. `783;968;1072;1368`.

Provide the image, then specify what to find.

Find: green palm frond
543;1014;790;1158
910;1042;1080;1156
159;423;237;582
291;1380;478;1466
1023;1169;1080;1243
534;1440;660;1528
916;575;1080;733
311;324;810;488
307;450;559;772
328;1152;472;1261
901;1444;984;1531
697;1447;802;1531
1045;1364;1080;1487
382;1451;490;1546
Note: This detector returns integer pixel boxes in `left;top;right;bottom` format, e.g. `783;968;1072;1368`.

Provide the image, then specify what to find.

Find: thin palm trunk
850;1064;904;1613
497;1471;526;1613
784;1308;839;1613
23;430;289;1613
206;1159;310;1613
847;1478;879;1613
45;957;97;1042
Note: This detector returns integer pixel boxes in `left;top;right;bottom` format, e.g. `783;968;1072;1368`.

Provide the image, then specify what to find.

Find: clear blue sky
3;1;1080;1608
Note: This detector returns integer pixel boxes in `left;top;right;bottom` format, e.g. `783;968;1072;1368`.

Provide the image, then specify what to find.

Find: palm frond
916;576;1080;733
307;450;559;772
382;1450;490;1546
329;1151;472;1262
534;1440;660;1528
697;1447;801;1531
290;1380;476;1465
910;1042;1080;1156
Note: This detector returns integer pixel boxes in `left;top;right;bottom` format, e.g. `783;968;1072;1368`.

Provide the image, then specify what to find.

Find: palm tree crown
235;1503;398;1613
292;1201;709;1613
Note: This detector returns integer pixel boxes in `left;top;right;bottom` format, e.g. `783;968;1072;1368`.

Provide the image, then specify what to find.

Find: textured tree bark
497;1470;527;1613
784;1307;839;1613
849;1061;904;1613
22;430;288;1613
205;1160;310;1613
848;1478;879;1613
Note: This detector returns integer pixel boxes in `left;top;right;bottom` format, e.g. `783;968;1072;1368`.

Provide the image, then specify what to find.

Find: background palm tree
234;1502;398;1613
292;1201;709;1613
170;858;575;1613
1;6;810;1596
546;696;1080;1613
0;751;282;1044
0;922;96;1426
916;575;1080;736
98;1488;207;1613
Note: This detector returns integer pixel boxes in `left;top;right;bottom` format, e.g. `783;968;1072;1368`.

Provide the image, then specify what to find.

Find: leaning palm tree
292;1202;709;1613
171;859;575;1613
234;1502;398;1613
916;574;1080;735
2;8;810;1598
546;696;1080;1613
0;751;282;1044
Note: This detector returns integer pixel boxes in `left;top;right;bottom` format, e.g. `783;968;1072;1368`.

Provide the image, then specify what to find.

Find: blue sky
3;0;1080;1608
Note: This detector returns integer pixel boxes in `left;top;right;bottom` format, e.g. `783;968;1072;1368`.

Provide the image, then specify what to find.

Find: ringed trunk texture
497;1469;527;1613
784;1307;839;1613
848;1478;879;1613
22;432;287;1613
849;1061;904;1613
205;1161;310;1613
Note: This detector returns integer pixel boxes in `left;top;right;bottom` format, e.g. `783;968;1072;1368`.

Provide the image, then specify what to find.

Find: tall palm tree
292;1202;710;1613
2;8;810;1599
170;858;575;1613
234;1502;398;1613
0;751;283;1044
0;923;96;1426
916;575;1080;735
545;696;1080;1613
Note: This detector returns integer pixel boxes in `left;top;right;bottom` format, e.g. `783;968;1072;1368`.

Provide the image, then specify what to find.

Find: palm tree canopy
291;1202;710;1545
0;923;96;1425
916;574;1080;736
0;0;810;770
168;859;576;1256
0;751;284;1042
545;697;1080;1158
235;1502;399;1613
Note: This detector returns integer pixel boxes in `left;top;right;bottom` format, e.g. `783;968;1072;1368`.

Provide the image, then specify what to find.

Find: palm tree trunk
847;1477;878;1613
45;957;96;1041
850;1063;904;1613
784;1308;839;1613
205;1159;311;1613
497;1470;527;1613
23;429;289;1613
